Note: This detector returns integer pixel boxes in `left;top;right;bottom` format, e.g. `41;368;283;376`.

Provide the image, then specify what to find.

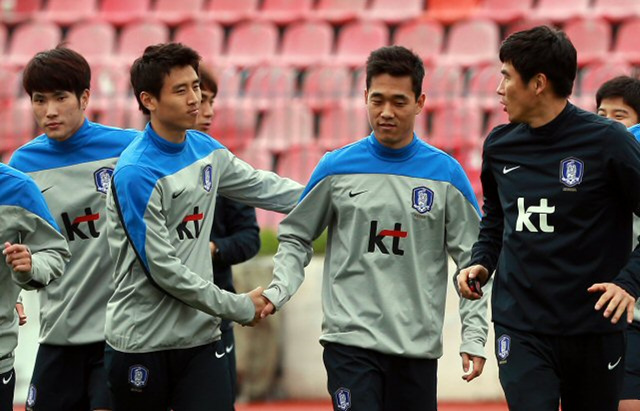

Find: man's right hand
245;286;267;326
458;265;489;300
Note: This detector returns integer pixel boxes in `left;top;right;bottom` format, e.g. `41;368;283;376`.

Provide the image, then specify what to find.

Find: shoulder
9;135;50;170
0;164;54;222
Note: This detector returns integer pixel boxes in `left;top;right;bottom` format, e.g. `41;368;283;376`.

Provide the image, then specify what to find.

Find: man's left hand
588;282;636;324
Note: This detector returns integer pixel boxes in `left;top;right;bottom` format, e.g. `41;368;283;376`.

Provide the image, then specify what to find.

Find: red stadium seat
38;0;97;25
442;19;499;67
302;65;353;111
0;24;6;54
423;63;464;109
318;100;369;150
0;0;41;24
225;21;278;67
485;105;509;134
363;0;423;23
204;0;258;24
613;18;640;64
117;21;170;66
0;67;20;104
258;0;313;24
66;21;116;66
467;65;502;110
335;21;388;67
90;64;131;111
151;0;204;26
592;0;640;21
238;143;273;171
174;22;224;67
6;22;61;67
276;143;325;184
532;0;590;22
211;65;242;102
244;65;297;110
424;0;479;24
98;0;150;26
415;108;428;139
428;102;483;153
505;18;554;37
575;62;633;111
279;21;333;67
476;0;533;24
87;97;129;129
393;19;444;66
0;99;36;154
313;0;367;23
564;18;611;67
208;100;258;152
254;103;315;153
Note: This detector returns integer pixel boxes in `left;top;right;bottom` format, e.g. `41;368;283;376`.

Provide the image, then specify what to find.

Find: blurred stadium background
3;0;640;408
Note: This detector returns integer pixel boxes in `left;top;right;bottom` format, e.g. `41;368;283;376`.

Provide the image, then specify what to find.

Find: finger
461;353;470;373
628;299;636;324
10;257;31;268
3;244;26;255
603;293;622;318
13;263;32;272
260;303;274;319
587;283;606;294
594;288;613;311
610;295;631;324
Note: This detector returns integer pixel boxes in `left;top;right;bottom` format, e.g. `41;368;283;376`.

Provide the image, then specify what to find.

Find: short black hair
596;76;640;118
199;65;218;98
23;45;91;99
499;25;577;98
365;45;424;101
130;43;200;115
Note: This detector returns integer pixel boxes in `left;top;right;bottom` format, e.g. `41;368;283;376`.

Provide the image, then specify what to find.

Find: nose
496;78;505;96
45;101;58;118
188;87;200;106
381;102;393;119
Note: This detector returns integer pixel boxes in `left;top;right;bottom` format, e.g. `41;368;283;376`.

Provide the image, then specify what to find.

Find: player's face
145;65;201;135
597;97;639;128
31;90;88;142
497;62;537;124
365;73;425;149
195;88;215;133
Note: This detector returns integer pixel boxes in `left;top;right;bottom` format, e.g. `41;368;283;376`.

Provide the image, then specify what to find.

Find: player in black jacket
458;26;640;411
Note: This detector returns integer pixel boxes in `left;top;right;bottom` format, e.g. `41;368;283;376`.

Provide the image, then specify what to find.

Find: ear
140;91;157;113
364;88;369;105
416;93;426;114
532;73;548;96
80;89;90;111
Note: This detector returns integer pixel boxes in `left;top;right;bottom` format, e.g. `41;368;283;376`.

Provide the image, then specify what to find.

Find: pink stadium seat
279;21;333;67
117;21;170;66
364;0;423;23
313;0;367;23
415;108;428;139
243;65;297;110
66;21;116;66
394;19;444;66
424;0;479;24
208;101;258;152
532;0;590;22
476;0;533;24
0;67;19;104
98;0;150;26
254;103;315;154
505;18;554;37
575;62;632;111
210;65;242;102
467;65;502;110
318;101;370;150
151;0;204;26
225;21;278;67
442;19;499;67
423;63;464;109
174;22;224;66
428;102;483;153
564;18;611;67
302;65;353;111
276;143;325;184
0;0;41;24
0;99;36;154
204;0;258;24
485;105;509;133
90;64;131;111
7;22;61;67
38;0;97;25
592;0;640;21
87;97;129;129
237;143;273;171
259;0;313;24
335;21;389;67
613;18;640;64
0;24;6;54
254;208;284;230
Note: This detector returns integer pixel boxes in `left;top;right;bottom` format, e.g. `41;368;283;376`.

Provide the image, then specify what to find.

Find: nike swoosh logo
215;351;225;359
349;190;367;198
225;344;234;354
503;166;521;174
40;186;53;194
2;372;13;385
608;356;622;370
172;188;186;199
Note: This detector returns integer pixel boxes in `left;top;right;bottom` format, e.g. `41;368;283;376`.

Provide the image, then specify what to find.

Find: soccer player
103;43;302;410
196;65;261;408
260;45;490;411
596;75;640;411
458;26;640;411
0;163;70;411
9;46;140;411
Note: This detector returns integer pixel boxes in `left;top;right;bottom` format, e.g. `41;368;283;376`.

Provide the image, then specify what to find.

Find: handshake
243;287;276;326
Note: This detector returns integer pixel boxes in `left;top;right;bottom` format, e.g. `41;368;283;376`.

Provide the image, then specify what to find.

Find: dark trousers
220;327;237;408
105;341;232;411
0;369;14;411
495;324;626;411
323;342;437;411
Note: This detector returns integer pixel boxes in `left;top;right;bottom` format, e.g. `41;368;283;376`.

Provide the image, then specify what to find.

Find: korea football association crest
559;157;584;188
334;387;351;411
497;334;511;361
93;167;114;194
412;186;434;214
129;365;149;389
26;384;36;408
202;165;213;192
